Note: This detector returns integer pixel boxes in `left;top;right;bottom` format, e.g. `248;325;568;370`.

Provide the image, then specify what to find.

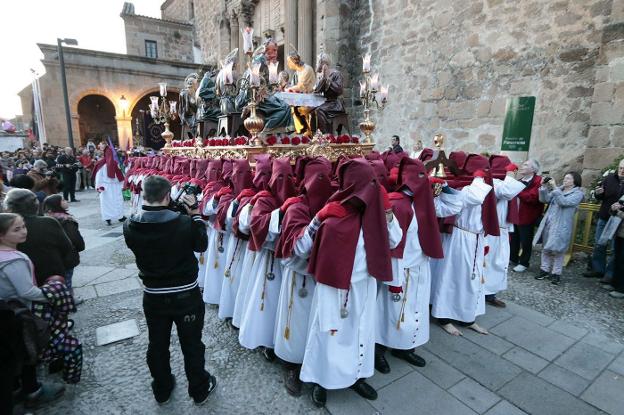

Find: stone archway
77;95;118;146
131;90;181;150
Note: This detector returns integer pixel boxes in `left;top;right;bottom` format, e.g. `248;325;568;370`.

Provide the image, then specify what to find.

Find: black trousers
613;237;624;293
61;171;76;201
143;287;211;400
510;223;538;267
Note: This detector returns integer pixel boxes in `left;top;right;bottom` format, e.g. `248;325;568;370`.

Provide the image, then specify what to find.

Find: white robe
299;216;402;390
95;168;125;221
484;176;525;295
201;196;230;305
376;189;463;350
195;193;212;289
238;209;283;350
429;178;492;323
231;205;255;328
218;203;251;320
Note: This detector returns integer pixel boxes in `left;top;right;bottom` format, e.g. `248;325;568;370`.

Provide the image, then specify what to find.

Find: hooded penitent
92;146;124;182
307;158;392;289
489;154;519;225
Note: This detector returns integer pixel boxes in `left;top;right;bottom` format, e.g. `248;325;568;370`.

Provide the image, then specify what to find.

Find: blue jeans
65;268;74;290
591;218;615;278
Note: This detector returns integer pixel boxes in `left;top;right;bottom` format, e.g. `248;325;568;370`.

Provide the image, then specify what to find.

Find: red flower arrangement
351;136;359;143
326;134;336;143
235;136;247;145
208;139;216;146
266;135;277;146
291;136;301;145
281;136;291;145
302;136;310;144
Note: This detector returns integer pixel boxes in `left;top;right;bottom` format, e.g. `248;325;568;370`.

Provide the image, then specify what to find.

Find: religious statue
195;69;221;124
236;39;293;133
313;52;346;134
178;73;200;137
215;49;240;115
286;52;317;136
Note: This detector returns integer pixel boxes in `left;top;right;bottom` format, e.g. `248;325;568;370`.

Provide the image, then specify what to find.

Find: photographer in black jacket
123;175;216;406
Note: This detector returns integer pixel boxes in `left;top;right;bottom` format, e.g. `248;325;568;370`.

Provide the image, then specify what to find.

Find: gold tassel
214;260;219;269
199;253;204;265
284;271;296;340
397;269;410;330
284;327;290;340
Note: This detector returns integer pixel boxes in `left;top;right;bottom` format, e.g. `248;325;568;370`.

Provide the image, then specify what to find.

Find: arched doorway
77;95;118;146
131;91;181;150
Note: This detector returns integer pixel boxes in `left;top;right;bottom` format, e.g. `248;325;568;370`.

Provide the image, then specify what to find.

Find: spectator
56;147;80;202
410;139;423;159
78;149;95;190
0;213;65;411
44;150;57;170
28;160;59;196
32;148;43;163
533;172;584;285
607;199;624;298
3;189;74;286
86;139;96;155
584;158;624;283
43;195;84;295
510;159;544;272
388;135;403;153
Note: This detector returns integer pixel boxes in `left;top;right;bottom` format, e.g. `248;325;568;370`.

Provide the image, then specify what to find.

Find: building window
145;40;158;59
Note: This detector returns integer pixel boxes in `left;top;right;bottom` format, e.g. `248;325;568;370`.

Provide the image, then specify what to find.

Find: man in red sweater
510;159;544;272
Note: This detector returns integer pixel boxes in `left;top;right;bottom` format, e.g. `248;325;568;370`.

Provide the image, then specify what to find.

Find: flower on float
351;136;359;143
266;135;277;145
291;136;301;145
281;136;291;145
302;136;310;144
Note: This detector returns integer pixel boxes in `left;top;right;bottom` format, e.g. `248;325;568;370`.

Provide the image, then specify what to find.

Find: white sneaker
609;291;624;299
513;264;527;273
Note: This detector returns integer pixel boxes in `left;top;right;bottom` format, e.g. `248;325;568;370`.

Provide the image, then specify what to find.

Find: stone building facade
163;0;624;181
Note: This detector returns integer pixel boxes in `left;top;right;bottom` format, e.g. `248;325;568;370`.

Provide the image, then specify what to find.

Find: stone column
285;0;298;57
297;0;313;65
116;116;133;150
230;13;240;54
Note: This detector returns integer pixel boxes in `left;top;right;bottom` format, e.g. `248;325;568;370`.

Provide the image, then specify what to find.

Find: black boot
375;346;391;374
283;364;302;397
119;216;127;222
106;219;112;226
535;269;549;280
550;274;561;285
391;349;426;367
350;379;377;400
261;347;276;362
311;384;327;407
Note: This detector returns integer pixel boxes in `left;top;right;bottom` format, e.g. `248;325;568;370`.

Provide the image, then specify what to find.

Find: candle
380;85;389;103
362;53;371;73
359;80;367;98
251;63;261;87
370;73;379;91
268;61;279;84
169;101;177;114
242;27;254;54
159;82;167;97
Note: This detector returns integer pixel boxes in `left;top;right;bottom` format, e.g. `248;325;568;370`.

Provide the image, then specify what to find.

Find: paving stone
491;317;576;360
325;388;379;415
414;349;466;389
95;319;140;346
503;347;550;374
548;320;589;340
581;333;624;355
426;326;523;391
448;378;501;413
581;370;624;415
92;268;137;284
538;364;591;396
479;306;514;329
462;328;515;355
73;285;97;301
499;372;603;415
504;302;555;327
72;265;116;287
367;352;414;390
94;277;141;297
484;400;528;415
372;371;477;415
554;341;616;380
608;353;624;376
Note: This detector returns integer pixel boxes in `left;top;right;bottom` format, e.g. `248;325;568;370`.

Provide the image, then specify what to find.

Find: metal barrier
565;202;600;265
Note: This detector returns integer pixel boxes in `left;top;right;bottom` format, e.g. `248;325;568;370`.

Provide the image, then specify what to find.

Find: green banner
501;96;535;152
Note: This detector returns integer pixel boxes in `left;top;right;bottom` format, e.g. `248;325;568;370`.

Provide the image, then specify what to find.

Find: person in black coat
3;189;74;286
56;147;80;203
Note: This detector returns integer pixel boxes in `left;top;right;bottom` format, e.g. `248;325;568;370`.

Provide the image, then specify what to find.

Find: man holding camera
27;160;59;196
123;175;217;406
56;147;80;202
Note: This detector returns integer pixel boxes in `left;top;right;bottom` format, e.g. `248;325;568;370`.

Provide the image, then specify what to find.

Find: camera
542;171;552;184
170;182;202;213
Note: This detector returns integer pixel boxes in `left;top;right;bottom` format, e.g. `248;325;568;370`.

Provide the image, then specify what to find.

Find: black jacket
596;173;624;220
123;207;208;290
55;217;85;269
18;215;74;286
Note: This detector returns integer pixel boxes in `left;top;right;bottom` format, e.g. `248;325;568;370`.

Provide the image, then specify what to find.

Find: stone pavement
34;190;624;415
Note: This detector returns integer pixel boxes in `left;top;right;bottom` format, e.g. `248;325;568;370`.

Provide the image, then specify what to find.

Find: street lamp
57;37;78;148
119;95;129;117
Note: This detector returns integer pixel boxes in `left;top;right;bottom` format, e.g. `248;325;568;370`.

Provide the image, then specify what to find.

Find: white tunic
195;192;211;289
218;203;250;320
299;216;402;390
430;178;493;323
201;196;230;305
95;168;125;221
238;209;283;350
231;205;255;328
484;176;525;295
376;189;463;350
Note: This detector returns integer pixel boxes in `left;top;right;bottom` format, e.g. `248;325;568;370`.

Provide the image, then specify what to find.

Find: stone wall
161;0;192;21
122;9;194;62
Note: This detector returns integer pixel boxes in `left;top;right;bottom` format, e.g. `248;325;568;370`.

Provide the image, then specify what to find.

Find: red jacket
517;175;544;225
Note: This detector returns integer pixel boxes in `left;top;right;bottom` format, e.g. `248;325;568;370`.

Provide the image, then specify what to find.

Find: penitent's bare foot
467;323;489;335
441;323;463;336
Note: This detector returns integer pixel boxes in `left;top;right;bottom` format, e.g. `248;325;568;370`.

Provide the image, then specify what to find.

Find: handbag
597;215;622;246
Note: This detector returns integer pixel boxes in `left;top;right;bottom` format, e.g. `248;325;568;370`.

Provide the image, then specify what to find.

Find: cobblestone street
33;191;624;415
